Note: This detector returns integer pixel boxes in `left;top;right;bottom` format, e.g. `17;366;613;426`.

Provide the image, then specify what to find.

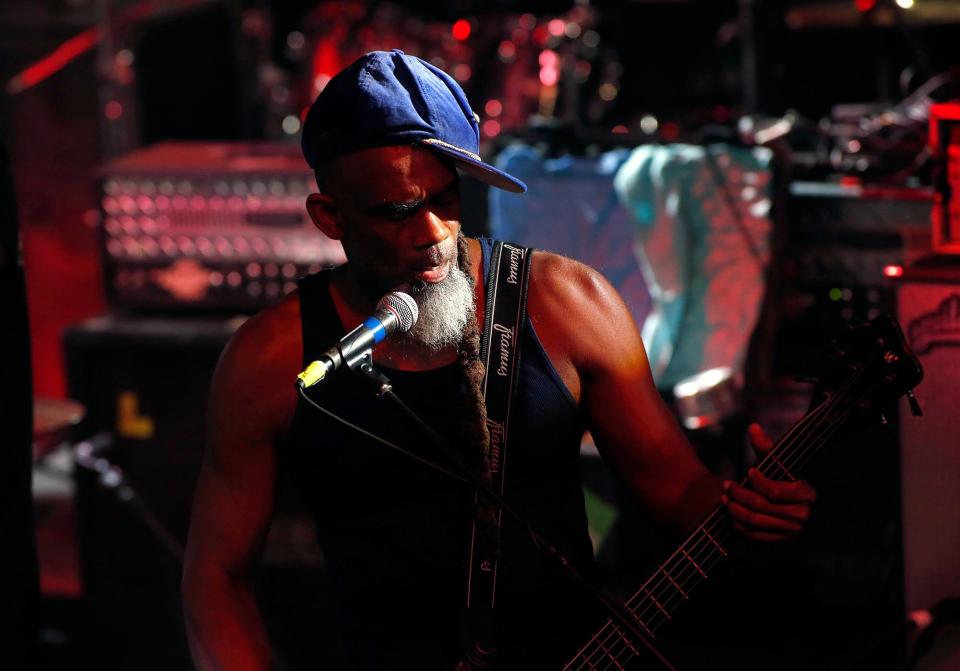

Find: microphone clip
351;350;393;396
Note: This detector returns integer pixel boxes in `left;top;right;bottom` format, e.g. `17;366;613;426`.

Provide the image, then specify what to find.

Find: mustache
419;238;456;267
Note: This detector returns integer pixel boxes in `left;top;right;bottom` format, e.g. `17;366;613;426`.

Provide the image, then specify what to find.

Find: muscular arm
182;300;301;670
529;253;719;533
529;252;813;538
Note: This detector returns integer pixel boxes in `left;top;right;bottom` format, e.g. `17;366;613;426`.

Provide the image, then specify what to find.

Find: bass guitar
563;315;924;670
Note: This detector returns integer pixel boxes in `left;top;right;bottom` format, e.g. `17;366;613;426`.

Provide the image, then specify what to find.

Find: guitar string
568;395;839;671
581;374;884;671
579;390;867;671
602;346;884;657
583;357;884;671
570;351;883;670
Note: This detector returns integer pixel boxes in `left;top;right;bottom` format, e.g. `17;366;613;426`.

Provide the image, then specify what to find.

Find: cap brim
419;141;527;194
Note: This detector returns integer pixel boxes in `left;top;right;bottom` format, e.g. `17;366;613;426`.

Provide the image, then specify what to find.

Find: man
183;50;815;670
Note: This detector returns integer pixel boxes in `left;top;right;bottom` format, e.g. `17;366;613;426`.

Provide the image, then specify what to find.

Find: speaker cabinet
898;265;960;669
65;315;239;670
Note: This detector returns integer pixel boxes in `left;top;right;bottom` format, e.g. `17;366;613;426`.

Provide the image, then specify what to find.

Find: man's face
315;145;463;298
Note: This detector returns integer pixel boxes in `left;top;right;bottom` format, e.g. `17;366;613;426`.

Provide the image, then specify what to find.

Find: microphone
296;291;419;389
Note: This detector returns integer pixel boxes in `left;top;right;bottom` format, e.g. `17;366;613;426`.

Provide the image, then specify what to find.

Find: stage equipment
774;180;932;377
295;3;617;142
896;263;960;671
33;397;85;461
98;141;344;312
64;313;337;669
64;314;240;669
929;103;960;254
672;367;739;431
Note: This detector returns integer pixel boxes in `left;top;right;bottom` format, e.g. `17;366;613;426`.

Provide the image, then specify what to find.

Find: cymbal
33;397;85;461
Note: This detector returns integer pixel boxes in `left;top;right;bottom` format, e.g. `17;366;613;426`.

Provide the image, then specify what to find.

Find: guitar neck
564;395;845;669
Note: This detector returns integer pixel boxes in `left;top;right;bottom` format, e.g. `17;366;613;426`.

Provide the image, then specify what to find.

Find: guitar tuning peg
907;390;923;417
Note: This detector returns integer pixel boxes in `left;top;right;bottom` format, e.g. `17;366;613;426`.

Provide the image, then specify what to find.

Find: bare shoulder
527;250;647;400
529;251;644;360
210;292;303;445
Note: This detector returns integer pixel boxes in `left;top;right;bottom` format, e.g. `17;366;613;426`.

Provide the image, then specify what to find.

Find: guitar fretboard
563;391;849;670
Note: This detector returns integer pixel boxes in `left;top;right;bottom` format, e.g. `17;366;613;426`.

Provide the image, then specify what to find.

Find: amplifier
99;142;345;311
897;267;960;670
64;314;340;669
773;181;932;377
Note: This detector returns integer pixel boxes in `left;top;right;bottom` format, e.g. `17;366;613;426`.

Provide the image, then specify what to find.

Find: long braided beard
453;234;501;559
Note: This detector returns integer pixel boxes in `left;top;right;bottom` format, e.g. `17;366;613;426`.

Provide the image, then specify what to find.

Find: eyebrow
365;178;459;219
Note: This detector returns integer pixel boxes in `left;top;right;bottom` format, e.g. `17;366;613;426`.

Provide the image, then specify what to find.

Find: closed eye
369;198;426;221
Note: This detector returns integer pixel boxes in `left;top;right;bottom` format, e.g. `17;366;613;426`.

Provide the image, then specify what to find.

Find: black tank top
284;239;596;670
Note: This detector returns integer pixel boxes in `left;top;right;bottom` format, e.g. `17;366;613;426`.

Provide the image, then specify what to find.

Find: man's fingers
723;482;812;523
723;499;804;535
744;469;817;504
747;422;774;453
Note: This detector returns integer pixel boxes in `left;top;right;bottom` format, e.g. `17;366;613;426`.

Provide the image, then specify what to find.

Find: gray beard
404;264;474;350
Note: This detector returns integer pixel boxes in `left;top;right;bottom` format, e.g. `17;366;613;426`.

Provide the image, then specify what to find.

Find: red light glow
452;19;471;41
855;0;878;11
883;264;904;278
661;122;680;141
104;100;123;120
482;120;501;137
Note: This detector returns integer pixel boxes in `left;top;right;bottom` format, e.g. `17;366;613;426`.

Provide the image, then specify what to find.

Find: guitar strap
459;240;533;670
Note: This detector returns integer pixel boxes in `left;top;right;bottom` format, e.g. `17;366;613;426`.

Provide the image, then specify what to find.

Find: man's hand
721;423;817;542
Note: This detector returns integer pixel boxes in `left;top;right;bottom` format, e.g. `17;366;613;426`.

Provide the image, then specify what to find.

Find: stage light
640;115;658;134
453;63;471;82
855;0;878;11
282;115;301;135
484;99;502;117
884;264;904;278
598;83;618;101
497;40;516;61
582;30;600;48
452;19;471;41
482;120;501;137
548;19;565;37
104;100;123;120
539;67;558;87
286;31;305;51
115;49;134;67
895;0;914;8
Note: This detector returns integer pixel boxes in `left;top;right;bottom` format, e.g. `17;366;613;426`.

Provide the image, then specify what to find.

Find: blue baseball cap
301;49;526;194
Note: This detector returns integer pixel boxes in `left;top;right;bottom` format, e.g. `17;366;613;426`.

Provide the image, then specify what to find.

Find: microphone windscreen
377;292;419;333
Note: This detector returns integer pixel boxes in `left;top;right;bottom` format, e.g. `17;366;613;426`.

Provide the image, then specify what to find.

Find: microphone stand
347;354;677;670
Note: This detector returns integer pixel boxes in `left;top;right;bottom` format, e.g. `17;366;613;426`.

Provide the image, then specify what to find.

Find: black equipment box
64;314;342;670
65;314;241;670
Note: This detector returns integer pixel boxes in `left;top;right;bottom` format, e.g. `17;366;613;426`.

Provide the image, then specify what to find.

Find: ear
306;193;343;240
